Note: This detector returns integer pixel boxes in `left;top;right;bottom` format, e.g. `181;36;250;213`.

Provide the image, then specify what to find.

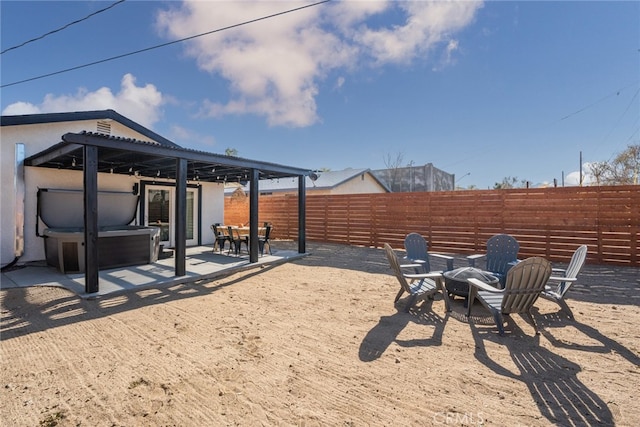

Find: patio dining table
233;226;266;237
225;226;267;255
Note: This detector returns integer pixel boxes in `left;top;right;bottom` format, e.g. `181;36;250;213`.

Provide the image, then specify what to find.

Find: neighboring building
225;168;390;197
371;163;454;192
1;110;310;274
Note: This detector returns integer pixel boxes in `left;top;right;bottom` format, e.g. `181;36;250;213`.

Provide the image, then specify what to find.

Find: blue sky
1;1;638;189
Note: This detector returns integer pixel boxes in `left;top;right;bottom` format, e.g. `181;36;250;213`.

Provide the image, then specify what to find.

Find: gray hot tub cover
38;188;139;228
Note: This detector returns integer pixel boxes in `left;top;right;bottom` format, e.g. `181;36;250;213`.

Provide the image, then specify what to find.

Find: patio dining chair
258;225;272;255
384;243;451;313
211;224;230;253
467;234;520;287
227;226;249;256
540;245;588;320
467;256;552;336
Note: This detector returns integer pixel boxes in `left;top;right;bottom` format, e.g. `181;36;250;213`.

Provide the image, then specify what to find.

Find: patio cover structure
24;131;312;293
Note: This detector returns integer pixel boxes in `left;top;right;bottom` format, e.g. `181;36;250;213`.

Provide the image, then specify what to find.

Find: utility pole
579;151;583;186
408;160;414;192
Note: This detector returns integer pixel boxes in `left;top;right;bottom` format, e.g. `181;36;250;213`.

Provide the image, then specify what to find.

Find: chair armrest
468;278;504;293
405;272;443;280
403;257;427;264
400;262;424;270
548;276;577;283
466;277;502;317
430;253;455;271
467;254;485;268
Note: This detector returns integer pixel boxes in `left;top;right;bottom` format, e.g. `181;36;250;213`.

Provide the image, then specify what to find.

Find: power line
559;82;638;121
1;0;127;55
1;0;331;89
601;86;640;157
441;81;640;173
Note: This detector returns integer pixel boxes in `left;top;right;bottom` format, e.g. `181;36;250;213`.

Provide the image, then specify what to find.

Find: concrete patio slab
0;245;306;299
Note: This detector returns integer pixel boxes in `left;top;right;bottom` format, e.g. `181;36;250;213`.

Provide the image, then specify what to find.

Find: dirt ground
1;241;639;426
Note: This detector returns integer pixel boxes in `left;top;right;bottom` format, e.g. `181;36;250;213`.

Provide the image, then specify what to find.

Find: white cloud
355;2;479;65
432;39;460;71
1;102;41;115
564;171;582;186
169;124;217;148
565;163;594;186
1;74;164;128
155;0;483;127
444;39;460;62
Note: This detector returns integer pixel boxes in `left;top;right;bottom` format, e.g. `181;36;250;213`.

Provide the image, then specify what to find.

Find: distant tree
383;152;404;192
586;144;640;185
230;185;246;199
225;148;238;157
493;176;527;189
608;144;640;185
587;161;611;186
455;184;477;190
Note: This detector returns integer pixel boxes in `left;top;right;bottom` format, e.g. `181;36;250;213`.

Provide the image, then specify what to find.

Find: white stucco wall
200;182;225;244
331;173;387;195
300;173;387;195
1;119;224;266
1;139;23;265
256;173;387;197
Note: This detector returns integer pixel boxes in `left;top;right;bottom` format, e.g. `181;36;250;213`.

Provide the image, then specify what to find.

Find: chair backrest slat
558;245;588;295
404;232;431;272
485;234;519;275
502;257;551;313
384;243;411;294
227;226;239;240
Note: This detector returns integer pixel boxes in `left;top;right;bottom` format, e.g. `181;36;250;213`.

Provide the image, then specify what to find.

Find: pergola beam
175;158;187;276
83;145;99;293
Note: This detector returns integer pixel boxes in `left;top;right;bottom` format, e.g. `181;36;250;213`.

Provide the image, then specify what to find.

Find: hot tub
39;189;160;273
44;226;160;273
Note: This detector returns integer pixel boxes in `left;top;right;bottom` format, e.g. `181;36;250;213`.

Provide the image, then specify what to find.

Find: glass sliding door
186;190;195;241
147;188;171;244
145;185;198;247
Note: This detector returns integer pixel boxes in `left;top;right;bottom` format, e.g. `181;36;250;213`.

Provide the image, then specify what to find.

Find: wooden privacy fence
224;185;640;266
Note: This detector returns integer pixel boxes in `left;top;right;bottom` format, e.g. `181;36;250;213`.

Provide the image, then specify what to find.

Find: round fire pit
443;267;499;298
